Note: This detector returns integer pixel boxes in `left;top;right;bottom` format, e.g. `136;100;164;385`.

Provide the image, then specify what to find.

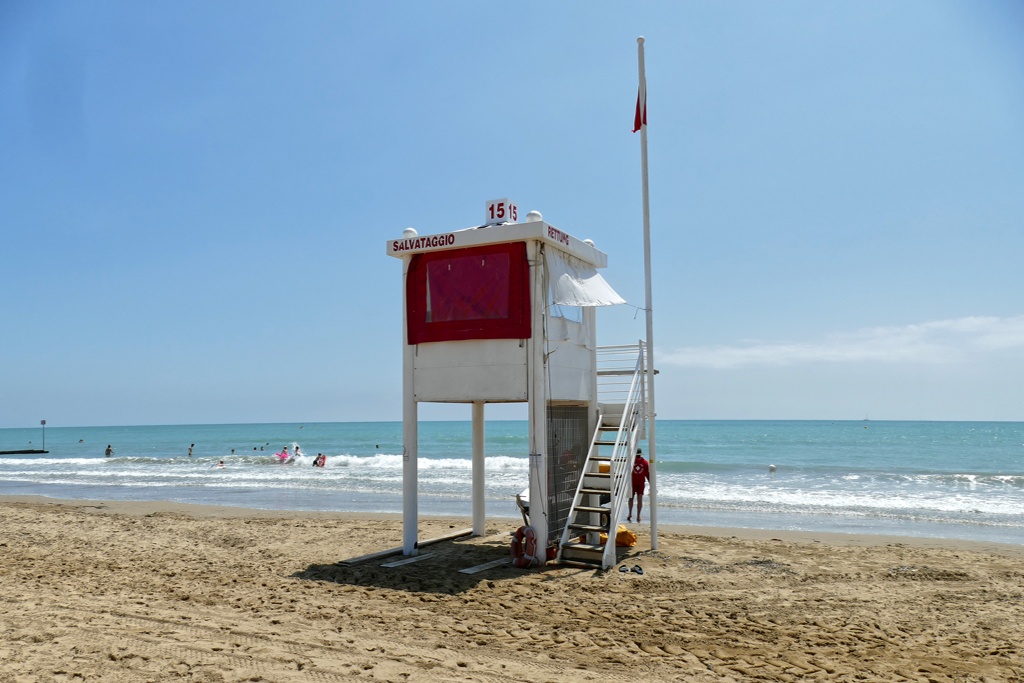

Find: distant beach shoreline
4;494;1022;557
3;419;1022;546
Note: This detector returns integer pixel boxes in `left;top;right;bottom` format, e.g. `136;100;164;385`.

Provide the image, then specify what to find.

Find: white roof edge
384;221;608;268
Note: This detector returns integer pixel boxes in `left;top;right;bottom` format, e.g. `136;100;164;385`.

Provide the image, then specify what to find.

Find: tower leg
402;255;418;556
472;401;485;536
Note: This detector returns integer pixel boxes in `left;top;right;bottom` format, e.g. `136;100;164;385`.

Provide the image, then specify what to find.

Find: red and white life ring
511;525;544;568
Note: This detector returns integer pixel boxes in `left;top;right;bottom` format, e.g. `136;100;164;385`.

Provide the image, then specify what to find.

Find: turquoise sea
1;420;1022;544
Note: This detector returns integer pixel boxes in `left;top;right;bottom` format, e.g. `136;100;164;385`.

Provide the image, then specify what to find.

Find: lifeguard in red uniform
627;449;650;523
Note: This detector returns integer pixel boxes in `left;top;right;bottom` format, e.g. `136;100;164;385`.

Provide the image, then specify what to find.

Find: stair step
594;441;621;446
561;542;605;552
559;558;602;569
573;505;608;514
578;488;609;495
584;472;610;478
568;523;609;533
589;455;611;461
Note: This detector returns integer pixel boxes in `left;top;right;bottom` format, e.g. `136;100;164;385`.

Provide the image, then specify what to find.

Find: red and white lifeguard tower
386;199;654;569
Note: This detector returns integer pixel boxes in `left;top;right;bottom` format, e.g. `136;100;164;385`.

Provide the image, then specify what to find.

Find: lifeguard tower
386;199;653;569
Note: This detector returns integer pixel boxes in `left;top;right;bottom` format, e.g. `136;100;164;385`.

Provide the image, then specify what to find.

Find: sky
2;1;1023;427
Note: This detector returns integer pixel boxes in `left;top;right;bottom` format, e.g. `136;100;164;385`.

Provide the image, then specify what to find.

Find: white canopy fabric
547;315;592;349
545;248;626;307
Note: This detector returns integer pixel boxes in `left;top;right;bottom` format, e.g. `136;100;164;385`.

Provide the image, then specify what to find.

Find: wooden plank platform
417;528;473;548
458;558;509;575
334;546;403;567
334;527;474;567
381;553;435;568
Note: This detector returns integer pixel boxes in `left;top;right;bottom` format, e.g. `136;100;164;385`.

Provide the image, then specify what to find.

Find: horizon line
4;418;1024;431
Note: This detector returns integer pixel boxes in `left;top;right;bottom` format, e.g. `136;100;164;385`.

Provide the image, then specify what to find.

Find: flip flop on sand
618;565;629;573
631;565;644;575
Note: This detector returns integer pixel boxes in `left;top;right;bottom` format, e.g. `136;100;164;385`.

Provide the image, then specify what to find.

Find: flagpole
637;36;658;550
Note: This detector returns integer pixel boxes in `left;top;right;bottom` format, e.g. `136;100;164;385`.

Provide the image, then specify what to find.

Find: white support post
584;306;598;422
584;307;600;544
402;255;419;556
471;400;486;536
527;241;548;550
637;36;658;550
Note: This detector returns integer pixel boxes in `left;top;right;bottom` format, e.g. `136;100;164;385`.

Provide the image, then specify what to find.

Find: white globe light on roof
525;211;543;223
583;239;595;247
402;227;418;238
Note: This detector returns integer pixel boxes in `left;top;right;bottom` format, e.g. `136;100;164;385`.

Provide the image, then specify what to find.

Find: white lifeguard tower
386;199;654;569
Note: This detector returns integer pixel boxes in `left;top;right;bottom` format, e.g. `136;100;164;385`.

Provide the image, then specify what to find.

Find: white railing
597;341;647;440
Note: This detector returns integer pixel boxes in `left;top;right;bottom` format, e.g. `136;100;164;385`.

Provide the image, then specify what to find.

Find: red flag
632;87;646;133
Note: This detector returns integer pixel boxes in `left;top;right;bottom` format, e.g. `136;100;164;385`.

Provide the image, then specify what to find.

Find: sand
1;495;1021;683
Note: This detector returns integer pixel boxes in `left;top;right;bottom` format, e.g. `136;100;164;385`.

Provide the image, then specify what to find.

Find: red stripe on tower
632;87;647;133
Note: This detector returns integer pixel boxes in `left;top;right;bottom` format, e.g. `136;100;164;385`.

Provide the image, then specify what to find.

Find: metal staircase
557;343;648;569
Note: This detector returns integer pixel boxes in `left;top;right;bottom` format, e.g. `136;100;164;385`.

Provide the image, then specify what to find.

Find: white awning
546;248;626;307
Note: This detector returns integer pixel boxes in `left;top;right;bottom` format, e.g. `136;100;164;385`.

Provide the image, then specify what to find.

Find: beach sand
1;495;1021;682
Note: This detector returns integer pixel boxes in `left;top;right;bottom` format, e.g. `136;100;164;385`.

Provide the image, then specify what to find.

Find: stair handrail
602;345;646;567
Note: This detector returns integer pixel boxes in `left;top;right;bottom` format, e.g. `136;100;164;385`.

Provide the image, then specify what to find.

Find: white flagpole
637;36;658;550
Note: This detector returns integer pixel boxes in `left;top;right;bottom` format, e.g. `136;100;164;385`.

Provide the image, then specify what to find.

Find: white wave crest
324;454;526;470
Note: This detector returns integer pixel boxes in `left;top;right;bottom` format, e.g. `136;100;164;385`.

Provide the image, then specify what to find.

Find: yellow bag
599;524;637;547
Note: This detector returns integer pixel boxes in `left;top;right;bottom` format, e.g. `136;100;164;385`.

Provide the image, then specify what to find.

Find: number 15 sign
485;198;518;226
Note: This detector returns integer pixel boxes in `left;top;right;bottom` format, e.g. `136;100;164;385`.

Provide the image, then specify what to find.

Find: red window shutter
407;242;531;345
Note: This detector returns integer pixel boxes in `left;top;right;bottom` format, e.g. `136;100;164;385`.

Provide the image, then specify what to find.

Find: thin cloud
664;316;1024;369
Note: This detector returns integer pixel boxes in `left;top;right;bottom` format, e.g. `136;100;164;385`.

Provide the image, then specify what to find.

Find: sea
1;420;1022;545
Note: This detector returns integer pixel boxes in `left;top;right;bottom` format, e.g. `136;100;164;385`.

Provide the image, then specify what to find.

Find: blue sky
2;1;1022;427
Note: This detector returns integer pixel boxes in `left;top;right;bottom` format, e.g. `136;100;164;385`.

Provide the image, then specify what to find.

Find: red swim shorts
632;479;646;496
